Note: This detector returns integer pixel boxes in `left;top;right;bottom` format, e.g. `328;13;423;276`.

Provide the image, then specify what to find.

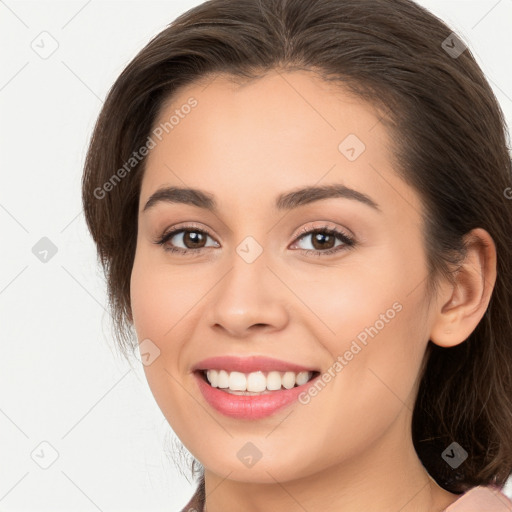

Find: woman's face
130;70;436;483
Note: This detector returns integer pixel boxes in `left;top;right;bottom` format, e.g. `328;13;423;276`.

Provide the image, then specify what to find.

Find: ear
429;228;497;348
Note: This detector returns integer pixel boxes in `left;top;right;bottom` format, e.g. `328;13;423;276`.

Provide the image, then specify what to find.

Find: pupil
312;232;334;250
185;231;205;248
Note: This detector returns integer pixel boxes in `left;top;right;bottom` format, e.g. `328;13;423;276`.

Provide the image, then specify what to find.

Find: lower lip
194;372;318;420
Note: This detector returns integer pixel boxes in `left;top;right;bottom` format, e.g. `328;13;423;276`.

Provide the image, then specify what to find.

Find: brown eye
155;227;219;254
292;227;356;255
181;230;207;249
309;231;336;250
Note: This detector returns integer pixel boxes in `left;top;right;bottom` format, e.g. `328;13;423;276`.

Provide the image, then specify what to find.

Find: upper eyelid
294;223;352;238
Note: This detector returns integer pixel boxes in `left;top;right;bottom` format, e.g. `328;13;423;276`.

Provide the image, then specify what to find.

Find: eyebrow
142;184;381;213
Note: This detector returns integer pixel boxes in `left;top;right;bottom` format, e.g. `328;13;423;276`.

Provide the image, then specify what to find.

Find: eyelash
153;223;356;257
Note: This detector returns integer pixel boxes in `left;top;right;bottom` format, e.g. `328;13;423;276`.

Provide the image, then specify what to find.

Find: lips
192;355;321;419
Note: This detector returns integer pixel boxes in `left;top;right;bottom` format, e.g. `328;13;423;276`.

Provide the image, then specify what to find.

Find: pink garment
445;486;512;511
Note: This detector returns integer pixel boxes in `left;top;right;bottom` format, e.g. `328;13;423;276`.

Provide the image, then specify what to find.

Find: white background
1;1;511;510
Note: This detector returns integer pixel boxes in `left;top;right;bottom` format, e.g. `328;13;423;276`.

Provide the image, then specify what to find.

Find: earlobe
429;228;497;349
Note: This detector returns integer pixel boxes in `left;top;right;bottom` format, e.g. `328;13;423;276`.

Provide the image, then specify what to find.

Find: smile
192;355;321;419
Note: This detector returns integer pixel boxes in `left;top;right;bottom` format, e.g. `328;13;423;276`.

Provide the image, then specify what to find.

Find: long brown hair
82;0;512;494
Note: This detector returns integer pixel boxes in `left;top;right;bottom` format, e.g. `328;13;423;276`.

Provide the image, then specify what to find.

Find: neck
202;407;460;512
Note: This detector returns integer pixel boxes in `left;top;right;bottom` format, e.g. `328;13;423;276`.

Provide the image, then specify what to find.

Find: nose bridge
206;239;289;336
226;241;269;294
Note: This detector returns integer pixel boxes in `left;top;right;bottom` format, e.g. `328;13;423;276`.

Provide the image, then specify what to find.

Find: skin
129;70;497;512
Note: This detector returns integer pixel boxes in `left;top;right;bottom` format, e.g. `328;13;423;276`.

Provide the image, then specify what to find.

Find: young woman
82;0;512;510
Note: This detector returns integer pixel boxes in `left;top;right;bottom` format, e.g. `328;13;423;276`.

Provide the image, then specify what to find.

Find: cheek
129;255;184;401
289;255;424;355
292;244;429;416
129;254;204;442
130;251;205;342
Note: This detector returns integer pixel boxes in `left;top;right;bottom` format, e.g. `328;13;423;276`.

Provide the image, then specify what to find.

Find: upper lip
192;356;319;374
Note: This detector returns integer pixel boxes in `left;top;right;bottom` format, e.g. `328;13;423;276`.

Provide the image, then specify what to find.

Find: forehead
140;70;422;219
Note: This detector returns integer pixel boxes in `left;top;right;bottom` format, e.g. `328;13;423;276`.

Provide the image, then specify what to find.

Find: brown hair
82;0;512;495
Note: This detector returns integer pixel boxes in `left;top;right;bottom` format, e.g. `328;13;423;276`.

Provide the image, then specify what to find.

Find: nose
206;250;289;339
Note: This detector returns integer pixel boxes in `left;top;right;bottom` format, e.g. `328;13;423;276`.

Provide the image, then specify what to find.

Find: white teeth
266;371;282;390
203;369;314;392
296;371;310;386
228;371;246;391
282;371;296;389
206;369;218;387
246;371;267;392
217;370;229;389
